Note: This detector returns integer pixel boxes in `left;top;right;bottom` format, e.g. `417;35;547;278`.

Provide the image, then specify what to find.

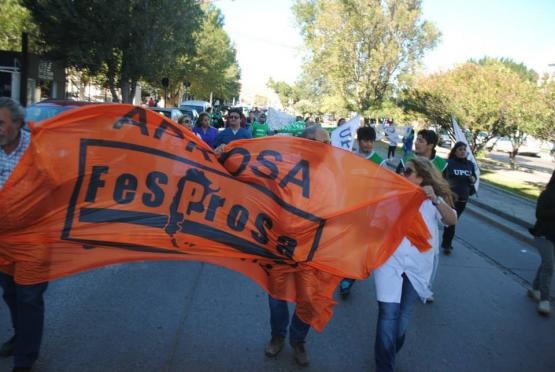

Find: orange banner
0;105;429;330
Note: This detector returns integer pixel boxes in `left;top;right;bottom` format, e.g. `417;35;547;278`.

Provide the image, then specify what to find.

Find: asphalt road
486;151;553;173
1;213;554;372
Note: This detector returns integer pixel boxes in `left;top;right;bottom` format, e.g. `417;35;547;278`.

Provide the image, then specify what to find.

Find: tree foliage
471;56;539;83
267;78;301;108
23;0;202;102
402;61;551;158
184;4;241;104
292;0;439;113
0;0;39;51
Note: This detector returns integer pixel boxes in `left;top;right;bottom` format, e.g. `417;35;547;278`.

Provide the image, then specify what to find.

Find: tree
267;79;299;108
0;0;39;51
472;56;539;83
402;61;549;162
292;0;439;113
184;4;241;104
23;0;201;103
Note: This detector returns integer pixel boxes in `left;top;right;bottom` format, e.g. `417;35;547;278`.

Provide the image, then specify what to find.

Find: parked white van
180;100;211;114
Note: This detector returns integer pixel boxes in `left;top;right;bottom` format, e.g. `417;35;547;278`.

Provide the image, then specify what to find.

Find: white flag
452;116;480;192
331;115;362;151
266;108;296;131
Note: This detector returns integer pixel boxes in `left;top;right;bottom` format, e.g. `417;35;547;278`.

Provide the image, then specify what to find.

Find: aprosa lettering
112;111;312;199
112;108;213;163
219;147;311;198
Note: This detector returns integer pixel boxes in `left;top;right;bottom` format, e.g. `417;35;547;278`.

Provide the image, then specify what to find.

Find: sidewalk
375;142;546;246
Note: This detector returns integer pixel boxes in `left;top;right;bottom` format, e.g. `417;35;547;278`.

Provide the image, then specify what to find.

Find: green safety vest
400;153;447;172
365;151;386;167
251;121;269;138
357;150;386;167
275;121;306;136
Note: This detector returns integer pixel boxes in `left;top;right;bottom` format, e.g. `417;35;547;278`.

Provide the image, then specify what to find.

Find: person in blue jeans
373;157;457;372
264;126;332;367
265;296;311;366
0;97;50;372
0;273;48;372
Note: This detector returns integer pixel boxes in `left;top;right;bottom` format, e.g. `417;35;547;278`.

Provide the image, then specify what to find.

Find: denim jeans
532;237;555;301
268;295;310;343
375;274;419;372
441;200;467;249
0;272;49;368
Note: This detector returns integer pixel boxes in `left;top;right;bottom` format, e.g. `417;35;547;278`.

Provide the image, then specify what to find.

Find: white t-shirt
373;200;444;303
384;126;399;146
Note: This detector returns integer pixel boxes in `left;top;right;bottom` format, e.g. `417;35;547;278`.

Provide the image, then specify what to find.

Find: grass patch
479;169;540;200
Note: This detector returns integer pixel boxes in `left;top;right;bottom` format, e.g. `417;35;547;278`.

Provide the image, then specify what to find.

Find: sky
216;0;555;104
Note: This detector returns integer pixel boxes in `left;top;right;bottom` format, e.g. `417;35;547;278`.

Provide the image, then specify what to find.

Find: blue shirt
0;130;31;189
193;126;219;148
213;127;252;148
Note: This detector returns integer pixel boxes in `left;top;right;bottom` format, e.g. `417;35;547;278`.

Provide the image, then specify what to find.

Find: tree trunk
130;80;137;104
106;62;120;103
509;150;518;169
109;84;120;103
120;80;130;103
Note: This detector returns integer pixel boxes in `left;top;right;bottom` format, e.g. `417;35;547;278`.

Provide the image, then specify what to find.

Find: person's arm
213;131;225;149
244;128;252;139
536;192;555;220
469;161;477;184
422;185;457;226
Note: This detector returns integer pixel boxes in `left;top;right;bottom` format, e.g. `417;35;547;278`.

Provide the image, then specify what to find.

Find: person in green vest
354;126;387;166
395;129;447;175
339;126;386;299
251;112;271;138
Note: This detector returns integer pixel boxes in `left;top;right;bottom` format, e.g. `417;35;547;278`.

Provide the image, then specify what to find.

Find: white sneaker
527;289;541;302
538;301;551;316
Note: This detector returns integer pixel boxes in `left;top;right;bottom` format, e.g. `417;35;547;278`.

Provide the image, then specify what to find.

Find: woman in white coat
373;156;457;372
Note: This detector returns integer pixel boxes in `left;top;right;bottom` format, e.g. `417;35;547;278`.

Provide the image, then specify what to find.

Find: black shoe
290;341;309;366
0;336;16;357
442;246;452;255
264;336;284;357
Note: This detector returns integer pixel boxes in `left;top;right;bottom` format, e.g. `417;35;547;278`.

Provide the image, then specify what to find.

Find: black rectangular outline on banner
61;139;325;262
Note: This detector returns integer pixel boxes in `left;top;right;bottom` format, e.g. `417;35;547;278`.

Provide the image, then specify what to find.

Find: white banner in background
452;116;480;192
266;108;296;131
331;115;362;151
375;123;410;142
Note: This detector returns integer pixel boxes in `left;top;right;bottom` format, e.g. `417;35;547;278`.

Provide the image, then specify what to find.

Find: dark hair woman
373;156;456;371
528;170;555;316
193;112;218;148
440;141;477;255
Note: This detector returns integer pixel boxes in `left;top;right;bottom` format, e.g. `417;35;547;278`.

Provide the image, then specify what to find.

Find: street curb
465;203;539;249
468;197;532;229
479;180;537;205
469;182;535;229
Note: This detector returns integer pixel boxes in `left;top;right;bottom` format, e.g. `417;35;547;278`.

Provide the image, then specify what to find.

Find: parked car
177;107;199;124
438;132;452;148
25;99;95;126
149;107;183;122
179;100;211;114
485;136;541;156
